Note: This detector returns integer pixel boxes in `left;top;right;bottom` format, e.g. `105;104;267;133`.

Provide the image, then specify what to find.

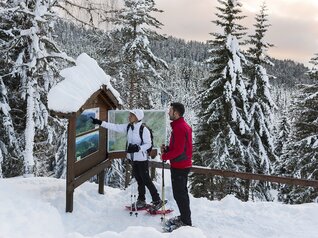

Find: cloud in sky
154;0;318;66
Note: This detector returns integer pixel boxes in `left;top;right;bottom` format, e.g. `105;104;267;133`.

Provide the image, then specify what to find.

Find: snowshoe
135;199;147;209
162;218;186;232
164;216;181;227
147;208;173;215
125;202;151;211
146;200;173;215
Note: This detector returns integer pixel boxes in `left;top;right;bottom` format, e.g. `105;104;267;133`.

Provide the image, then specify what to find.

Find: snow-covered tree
308;53;318;80
191;0;251;201
277;56;318;204
274;113;291;158
245;2;277;201
0;147;2;178
159;58;207;127
0;69;23;177
0;0;73;177
246;2;273;67
111;0;168;108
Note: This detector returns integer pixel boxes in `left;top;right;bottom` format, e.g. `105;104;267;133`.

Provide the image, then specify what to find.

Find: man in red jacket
161;102;193;228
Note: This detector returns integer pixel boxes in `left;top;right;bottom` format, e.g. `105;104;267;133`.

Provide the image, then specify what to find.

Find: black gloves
161;144;169;153
90;116;102;125
126;144;140;153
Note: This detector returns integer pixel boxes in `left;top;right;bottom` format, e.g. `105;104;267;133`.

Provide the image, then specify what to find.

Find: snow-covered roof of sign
48;53;122;113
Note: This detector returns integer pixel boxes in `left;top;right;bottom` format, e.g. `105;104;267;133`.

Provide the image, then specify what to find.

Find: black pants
132;160;160;202
171;167;192;226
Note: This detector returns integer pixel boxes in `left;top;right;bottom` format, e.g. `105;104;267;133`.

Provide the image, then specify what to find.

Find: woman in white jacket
91;109;163;210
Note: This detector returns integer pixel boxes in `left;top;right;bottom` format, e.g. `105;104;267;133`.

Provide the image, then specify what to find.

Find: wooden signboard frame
51;86;120;212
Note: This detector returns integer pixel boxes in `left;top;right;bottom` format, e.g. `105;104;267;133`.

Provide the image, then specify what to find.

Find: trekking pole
128;156;138;217
130;178;134;216
160;153;166;223
128;160;136;216
133;180;138;217
129;176;138;217
131;156;138;217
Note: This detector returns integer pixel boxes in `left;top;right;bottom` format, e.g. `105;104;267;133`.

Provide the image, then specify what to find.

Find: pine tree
0;0;73;177
274;113;291;158
191;0;251;201
0;147;2;178
159;58;207;125
277;55;318;204
308;53;318;80
246;2;273;66
111;0;168;108
0;0;24;177
245;2;277;201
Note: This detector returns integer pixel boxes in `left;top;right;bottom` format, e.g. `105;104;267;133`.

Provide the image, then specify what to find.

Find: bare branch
54;3;98;30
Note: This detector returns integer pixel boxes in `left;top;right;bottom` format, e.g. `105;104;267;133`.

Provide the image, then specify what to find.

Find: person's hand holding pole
161;144;168;155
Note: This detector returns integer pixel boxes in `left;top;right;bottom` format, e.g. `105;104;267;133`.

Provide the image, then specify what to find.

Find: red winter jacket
162;117;193;169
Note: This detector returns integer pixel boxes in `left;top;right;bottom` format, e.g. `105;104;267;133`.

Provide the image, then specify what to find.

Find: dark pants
171;167;192;226
132;160;160;202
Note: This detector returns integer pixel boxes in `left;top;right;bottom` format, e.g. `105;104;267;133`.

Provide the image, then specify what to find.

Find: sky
153;0;318;66
1;175;318;238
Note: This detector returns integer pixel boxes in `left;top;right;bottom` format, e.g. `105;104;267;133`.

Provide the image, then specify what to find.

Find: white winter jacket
101;121;151;161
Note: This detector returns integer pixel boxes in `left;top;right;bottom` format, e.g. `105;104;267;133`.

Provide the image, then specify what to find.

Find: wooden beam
148;161;318;188
108;151;127;159
108;149;158;160
149;161;171;169
70;159;112;190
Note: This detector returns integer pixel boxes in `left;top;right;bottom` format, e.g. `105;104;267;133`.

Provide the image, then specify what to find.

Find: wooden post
149;149;158;180
150;167;156;180
66;114;76;212
98;169;105;194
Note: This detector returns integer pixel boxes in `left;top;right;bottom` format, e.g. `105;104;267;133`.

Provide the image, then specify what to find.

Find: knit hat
129;109;144;121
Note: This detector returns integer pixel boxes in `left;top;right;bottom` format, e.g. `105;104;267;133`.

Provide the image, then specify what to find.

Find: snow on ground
1;172;318;238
